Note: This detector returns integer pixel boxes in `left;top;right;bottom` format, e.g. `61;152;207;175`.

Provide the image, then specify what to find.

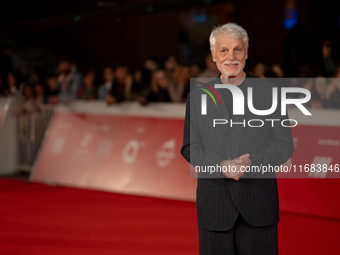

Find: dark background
1;0;340;76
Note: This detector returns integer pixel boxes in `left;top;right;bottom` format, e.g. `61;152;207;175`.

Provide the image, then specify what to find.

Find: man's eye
221;50;226;52
235;49;240;51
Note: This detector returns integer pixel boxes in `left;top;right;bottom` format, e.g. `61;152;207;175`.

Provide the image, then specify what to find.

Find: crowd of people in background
1;41;340;114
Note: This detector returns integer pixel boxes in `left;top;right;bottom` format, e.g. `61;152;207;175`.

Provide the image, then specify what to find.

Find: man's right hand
220;154;250;181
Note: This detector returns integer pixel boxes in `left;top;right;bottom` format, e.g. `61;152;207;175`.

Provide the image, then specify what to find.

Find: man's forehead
216;34;244;45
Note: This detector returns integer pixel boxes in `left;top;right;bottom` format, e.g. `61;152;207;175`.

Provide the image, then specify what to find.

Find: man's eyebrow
219;44;243;49
233;44;243;48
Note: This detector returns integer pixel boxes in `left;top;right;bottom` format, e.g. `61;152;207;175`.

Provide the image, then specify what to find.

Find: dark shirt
46;87;59;97
218;71;252;119
146;87;171;103
109;78;126;103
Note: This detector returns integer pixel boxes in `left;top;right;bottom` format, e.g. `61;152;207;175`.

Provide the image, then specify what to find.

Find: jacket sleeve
180;93;225;178
248;105;295;175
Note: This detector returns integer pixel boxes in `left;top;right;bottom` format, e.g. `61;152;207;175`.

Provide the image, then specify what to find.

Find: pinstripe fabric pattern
180;73;294;232
199;214;278;255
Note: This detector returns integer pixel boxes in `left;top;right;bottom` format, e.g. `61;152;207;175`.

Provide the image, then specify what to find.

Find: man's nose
226;51;236;61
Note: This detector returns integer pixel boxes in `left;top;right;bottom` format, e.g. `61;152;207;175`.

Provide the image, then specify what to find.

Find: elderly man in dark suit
181;23;294;255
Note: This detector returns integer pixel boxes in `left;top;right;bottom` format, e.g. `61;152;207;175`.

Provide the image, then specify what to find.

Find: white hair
209;22;249;52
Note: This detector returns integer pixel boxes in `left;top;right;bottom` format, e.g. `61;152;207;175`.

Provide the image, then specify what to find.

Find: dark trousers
198;214;278;255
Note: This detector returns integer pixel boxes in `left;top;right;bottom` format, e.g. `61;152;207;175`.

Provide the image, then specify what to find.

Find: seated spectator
267;64;285;88
139;70;172;105
325;77;340;109
198;54;219;78
35;83;47;106
169;65;191;102
130;68;151;100
297;64;314;78
271;64;285;78
98;67;114;100
30;69;41;84
14;83;37;114
105;65;133;105
78;70;97;100
57;57;82;103
18;66;29;84
45;72;60;104
320;39;336;76
253;61;269;78
164;55;179;82
311;76;329;108
8;71;22;96
190;63;201;78
143;56;160;73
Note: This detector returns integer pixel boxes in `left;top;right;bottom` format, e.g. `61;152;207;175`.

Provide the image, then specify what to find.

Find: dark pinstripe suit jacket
180;73;294;231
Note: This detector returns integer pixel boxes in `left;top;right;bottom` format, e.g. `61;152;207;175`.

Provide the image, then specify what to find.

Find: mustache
223;61;241;65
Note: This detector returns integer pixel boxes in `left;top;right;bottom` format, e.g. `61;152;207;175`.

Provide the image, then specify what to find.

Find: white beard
218;60;246;78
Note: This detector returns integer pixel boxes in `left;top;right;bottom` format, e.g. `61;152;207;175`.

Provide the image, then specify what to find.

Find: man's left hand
234;153;252;168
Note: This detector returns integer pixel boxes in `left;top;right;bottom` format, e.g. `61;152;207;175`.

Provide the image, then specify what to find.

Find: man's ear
211;50;216;62
245;48;248;60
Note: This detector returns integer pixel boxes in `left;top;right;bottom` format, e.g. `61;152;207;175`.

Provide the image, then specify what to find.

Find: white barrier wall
0;98;17;174
29;101;340;219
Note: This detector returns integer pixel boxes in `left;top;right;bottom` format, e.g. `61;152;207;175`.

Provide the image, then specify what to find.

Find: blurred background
0;0;340;173
1;0;340;254
1;0;340;83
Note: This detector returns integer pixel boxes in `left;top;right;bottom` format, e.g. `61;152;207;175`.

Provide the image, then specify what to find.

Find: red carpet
1;178;339;254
